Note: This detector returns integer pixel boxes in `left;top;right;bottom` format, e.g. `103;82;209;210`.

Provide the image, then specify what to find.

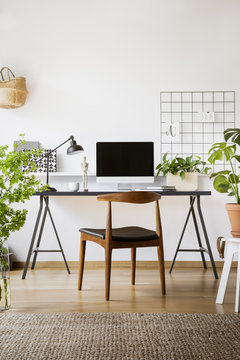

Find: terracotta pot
225;203;240;238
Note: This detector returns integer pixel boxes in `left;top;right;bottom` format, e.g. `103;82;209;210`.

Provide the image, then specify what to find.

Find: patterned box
23;149;57;173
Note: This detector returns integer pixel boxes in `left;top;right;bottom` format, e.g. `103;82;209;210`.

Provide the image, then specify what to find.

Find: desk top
35;190;211;196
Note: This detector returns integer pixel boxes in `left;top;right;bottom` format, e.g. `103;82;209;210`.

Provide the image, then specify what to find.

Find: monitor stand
117;183;133;191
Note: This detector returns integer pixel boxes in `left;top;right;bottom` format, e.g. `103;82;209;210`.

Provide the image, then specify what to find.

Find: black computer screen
96;142;154;177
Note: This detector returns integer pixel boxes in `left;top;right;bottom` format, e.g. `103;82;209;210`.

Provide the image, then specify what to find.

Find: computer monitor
96;142;154;185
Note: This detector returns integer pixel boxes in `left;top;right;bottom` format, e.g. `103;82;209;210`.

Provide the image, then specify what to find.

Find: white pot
166;172;198;191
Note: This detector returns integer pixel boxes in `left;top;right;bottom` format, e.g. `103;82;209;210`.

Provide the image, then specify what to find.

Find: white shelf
30;173;209;178
30;172;95;177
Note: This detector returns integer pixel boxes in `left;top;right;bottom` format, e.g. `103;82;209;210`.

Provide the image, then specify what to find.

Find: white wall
0;0;240;262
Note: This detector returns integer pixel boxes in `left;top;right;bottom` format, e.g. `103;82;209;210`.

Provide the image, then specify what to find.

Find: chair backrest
97;191;161;204
98;191;162;244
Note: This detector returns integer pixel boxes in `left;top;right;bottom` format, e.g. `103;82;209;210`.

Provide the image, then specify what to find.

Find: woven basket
0;67;28;108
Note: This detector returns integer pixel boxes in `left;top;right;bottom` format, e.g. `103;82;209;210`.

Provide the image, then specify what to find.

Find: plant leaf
228;173;240;184
234;155;240;163
208;150;223;164
162;152;168;162
179;171;185;180
224;128;240;145
213;175;229;193
210;170;231;178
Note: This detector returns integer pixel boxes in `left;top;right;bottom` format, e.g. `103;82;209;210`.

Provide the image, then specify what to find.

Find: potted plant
0;136;45;310
156;153;211;191
208;128;240;237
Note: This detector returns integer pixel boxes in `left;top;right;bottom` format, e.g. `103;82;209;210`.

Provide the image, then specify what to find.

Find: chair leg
157;245;166;295
216;244;234;304
235;247;240;312
131;248;136;285
105;248;112;301
78;238;86;290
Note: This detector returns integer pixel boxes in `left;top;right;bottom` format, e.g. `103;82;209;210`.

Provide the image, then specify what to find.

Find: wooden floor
8;266;238;314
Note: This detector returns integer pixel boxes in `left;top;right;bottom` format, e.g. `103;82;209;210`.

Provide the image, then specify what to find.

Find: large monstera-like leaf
224;128;240;146
213;175;230;193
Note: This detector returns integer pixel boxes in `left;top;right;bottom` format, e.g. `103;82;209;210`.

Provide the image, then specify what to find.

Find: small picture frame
198;112;215;122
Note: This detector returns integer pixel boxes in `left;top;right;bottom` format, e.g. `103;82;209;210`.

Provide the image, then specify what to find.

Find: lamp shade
67;137;84;155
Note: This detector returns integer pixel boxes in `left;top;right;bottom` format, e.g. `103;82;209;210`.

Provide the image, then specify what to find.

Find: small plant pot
226;203;240;238
166;173;198;191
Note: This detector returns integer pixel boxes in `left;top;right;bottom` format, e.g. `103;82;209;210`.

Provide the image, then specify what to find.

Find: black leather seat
79;226;158;242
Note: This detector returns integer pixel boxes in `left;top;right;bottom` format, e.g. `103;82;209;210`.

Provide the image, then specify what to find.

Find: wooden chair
78;191;165;300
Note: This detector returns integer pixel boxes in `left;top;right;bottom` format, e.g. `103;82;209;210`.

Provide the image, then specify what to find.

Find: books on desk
135;186;176;192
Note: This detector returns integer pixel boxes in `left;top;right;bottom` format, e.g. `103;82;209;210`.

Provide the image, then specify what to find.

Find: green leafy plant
208;128;240;204
0;136;46;309
156;153;211;179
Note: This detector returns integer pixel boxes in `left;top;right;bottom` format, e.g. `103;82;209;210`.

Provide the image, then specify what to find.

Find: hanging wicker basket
0;67;28;108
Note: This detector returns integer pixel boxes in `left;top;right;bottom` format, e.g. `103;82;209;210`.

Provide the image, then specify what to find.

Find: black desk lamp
38;136;84;192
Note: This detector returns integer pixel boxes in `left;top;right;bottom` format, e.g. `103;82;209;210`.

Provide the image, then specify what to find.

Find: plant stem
229;156;240;203
3;277;8;309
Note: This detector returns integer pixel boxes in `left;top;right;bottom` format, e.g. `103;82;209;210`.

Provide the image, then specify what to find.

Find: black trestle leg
191;196;207;269
22;196;43;279
197;196;218;279
22;195;71;279
44;197;71;274
31;204;48;269
169;197;196;274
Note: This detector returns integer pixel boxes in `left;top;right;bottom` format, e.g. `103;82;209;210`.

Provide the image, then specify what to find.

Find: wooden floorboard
9;267;237;314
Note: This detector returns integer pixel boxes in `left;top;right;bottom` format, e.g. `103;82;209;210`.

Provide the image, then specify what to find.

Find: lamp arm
31;136;73;166
49;136;73;154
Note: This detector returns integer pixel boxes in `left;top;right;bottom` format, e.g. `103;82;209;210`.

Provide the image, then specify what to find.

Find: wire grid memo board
160;91;235;172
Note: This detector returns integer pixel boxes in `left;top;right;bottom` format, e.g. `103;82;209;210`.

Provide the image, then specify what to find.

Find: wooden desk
22;190;218;280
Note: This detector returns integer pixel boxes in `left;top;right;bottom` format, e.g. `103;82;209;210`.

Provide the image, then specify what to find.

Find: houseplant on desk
0;137;45;310
156;153;211;190
208;128;240;237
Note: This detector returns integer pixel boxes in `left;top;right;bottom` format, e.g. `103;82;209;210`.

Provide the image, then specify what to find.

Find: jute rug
0;312;239;360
